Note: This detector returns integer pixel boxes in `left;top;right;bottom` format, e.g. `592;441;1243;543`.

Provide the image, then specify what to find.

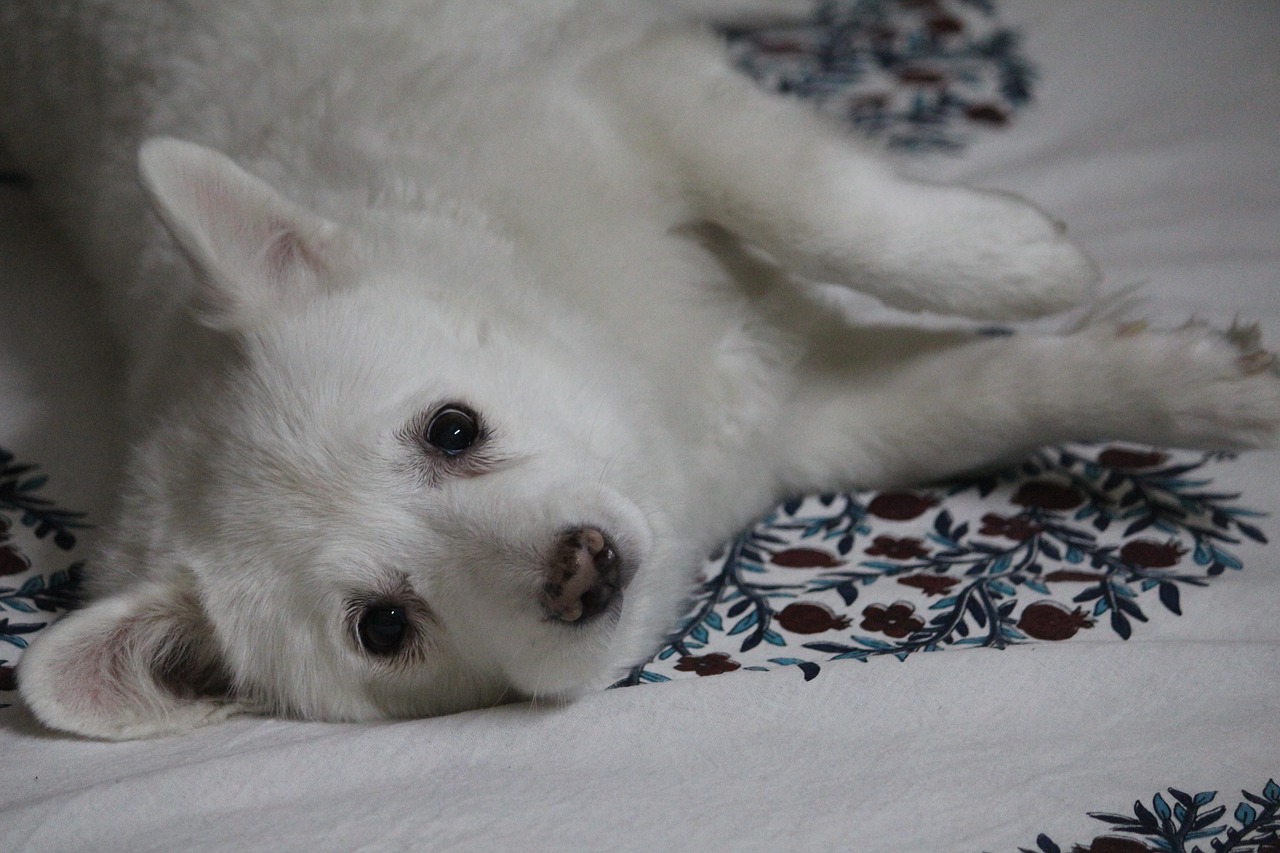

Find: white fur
2;0;1276;739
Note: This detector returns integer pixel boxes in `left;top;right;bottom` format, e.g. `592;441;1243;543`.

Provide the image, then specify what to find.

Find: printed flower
770;548;844;569
0;545;31;577
897;574;959;597
896;65;946;86
851;93;890;115
926;13;965;37
963;103;1009;125
979;513;1042;542
866;492;939;521
1071;836;1158;853
673;653;740;677
1119;539;1185;569
0;664;14;692
1097;447;1168;469
1017;601;1093;641
1012;481;1085;511
860;601;925;639
864;536;930;560
775;602;851;634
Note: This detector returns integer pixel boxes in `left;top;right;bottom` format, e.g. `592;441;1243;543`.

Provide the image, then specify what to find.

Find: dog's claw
1237;350;1277;376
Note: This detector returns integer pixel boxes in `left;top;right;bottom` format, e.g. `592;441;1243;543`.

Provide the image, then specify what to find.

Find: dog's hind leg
768;320;1280;493
596;28;1098;321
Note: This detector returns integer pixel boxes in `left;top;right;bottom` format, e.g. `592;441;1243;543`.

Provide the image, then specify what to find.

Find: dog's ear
17;581;239;740
138;137;347;331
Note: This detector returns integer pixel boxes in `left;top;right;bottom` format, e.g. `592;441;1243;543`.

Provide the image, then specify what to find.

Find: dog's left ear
138;137;348;331
17;580;239;740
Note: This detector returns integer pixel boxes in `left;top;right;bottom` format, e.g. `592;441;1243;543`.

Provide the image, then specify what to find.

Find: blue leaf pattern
1025;781;1280;853
619;444;1267;686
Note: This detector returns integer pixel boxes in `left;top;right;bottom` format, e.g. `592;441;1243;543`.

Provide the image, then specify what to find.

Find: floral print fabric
1025;779;1280;853
725;0;1037;151
621;443;1267;686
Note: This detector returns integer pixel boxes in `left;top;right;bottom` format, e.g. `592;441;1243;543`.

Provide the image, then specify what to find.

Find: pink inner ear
39;596;229;728
48;613;152;720
140;139;342;332
262;223;325;291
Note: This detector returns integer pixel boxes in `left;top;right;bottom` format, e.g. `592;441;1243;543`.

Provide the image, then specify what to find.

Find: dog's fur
3;0;1277;740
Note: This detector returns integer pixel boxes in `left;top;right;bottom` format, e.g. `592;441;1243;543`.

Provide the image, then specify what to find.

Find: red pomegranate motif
770;548;844;569
897;574;959;597
860;601;925;639
896;66;945;86
926;14;965;37
0;545;30;577
1012;481;1085;511
851;93;890;114
1017;601;1093;641
673;653;740;677
866;492;939;521
864;536;930;560
1097;447;1168;469
964;103;1008;125
979;513;1042;542
775;602;852;634
1119;539;1185;569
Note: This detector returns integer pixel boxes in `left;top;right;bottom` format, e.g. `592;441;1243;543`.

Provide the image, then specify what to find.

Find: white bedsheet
2;2;1277;850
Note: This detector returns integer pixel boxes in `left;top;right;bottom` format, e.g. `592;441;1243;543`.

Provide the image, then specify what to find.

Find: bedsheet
2;2;1277;851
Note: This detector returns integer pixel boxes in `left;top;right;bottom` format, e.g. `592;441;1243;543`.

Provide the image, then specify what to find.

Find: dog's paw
872;185;1101;321
1109;320;1280;449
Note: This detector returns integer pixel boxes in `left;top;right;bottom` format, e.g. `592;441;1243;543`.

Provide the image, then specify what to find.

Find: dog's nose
542;527;624;622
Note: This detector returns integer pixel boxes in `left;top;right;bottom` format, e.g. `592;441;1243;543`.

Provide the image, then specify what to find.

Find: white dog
2;0;1276;740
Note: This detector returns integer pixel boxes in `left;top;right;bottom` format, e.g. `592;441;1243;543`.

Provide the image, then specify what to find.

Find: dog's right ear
17;581;239;740
138;137;349;331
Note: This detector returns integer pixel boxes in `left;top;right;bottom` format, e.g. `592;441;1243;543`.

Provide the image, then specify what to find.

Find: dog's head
19;140;693;738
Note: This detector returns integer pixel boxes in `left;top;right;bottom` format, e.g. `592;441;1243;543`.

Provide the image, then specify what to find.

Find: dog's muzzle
541;527;629;622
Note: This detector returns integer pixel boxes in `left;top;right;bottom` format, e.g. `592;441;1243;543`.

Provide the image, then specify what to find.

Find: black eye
358;606;409;656
425;407;479;455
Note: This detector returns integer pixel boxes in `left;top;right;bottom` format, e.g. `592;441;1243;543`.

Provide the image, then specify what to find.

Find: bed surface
2;2;1277;850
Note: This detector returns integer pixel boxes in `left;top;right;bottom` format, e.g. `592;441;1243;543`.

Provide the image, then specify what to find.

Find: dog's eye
358;606;409;655
425;407;479;456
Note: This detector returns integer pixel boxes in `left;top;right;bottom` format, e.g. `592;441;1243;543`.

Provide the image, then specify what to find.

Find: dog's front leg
597;28;1097;320
769;321;1280;493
